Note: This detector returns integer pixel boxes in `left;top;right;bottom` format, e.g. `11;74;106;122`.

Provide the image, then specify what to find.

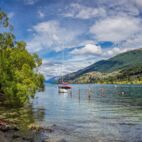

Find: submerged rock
42;138;66;142
28;123;42;131
0;120;39;142
0;131;8;142
28;123;55;133
0;120;19;132
56;138;66;142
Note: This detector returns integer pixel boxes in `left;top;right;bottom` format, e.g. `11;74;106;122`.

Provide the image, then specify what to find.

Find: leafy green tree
0;10;44;107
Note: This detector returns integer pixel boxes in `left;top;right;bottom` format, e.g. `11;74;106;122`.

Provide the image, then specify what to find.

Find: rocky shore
0;119;38;142
0;120;67;142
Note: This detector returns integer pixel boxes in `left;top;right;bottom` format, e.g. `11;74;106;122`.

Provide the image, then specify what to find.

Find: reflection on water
34;84;142;141
0;105;46;132
0;106;34;130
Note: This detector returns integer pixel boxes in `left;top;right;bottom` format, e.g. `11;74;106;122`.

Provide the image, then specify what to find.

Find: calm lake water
32;84;142;142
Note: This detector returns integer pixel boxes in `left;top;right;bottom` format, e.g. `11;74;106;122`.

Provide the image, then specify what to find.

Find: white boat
58;49;72;93
58;88;68;93
58;82;72;93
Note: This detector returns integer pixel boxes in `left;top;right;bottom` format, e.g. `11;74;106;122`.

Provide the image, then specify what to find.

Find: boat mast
61;43;64;83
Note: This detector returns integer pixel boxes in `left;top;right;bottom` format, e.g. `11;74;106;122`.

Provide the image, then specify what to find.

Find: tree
0;10;44;107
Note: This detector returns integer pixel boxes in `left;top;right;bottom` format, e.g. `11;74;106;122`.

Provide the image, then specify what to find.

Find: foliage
0;11;44;107
71;67;142;84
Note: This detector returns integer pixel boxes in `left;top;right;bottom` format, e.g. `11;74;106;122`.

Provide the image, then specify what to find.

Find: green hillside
62;48;142;84
78;48;142;73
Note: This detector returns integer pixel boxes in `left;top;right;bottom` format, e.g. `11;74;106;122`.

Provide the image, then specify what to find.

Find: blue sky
1;0;142;79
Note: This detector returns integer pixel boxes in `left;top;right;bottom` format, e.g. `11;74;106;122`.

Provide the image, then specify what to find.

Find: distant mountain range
45;76;60;83
51;48;142;84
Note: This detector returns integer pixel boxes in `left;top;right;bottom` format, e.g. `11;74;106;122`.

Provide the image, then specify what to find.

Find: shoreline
0;119;67;142
52;82;142;85
0;119;39;142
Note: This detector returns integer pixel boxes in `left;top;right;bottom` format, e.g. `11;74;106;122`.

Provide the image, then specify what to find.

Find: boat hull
58;88;68;93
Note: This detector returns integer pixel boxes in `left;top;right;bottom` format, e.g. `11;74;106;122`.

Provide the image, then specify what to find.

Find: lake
31;84;142;142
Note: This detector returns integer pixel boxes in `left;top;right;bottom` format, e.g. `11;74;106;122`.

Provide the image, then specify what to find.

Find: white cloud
102;47;133;57
71;44;102;55
24;0;38;5
121;33;142;49
135;0;142;8
102;0;140;16
97;0;141;13
37;10;45;18
109;4;139;17
70;44;136;59
62;3;106;19
27;20;82;52
39;59;93;80
62;1;141;20
90;16;141;42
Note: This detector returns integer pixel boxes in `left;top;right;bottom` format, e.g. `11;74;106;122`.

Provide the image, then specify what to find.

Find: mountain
46;76;60;83
62;48;142;84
